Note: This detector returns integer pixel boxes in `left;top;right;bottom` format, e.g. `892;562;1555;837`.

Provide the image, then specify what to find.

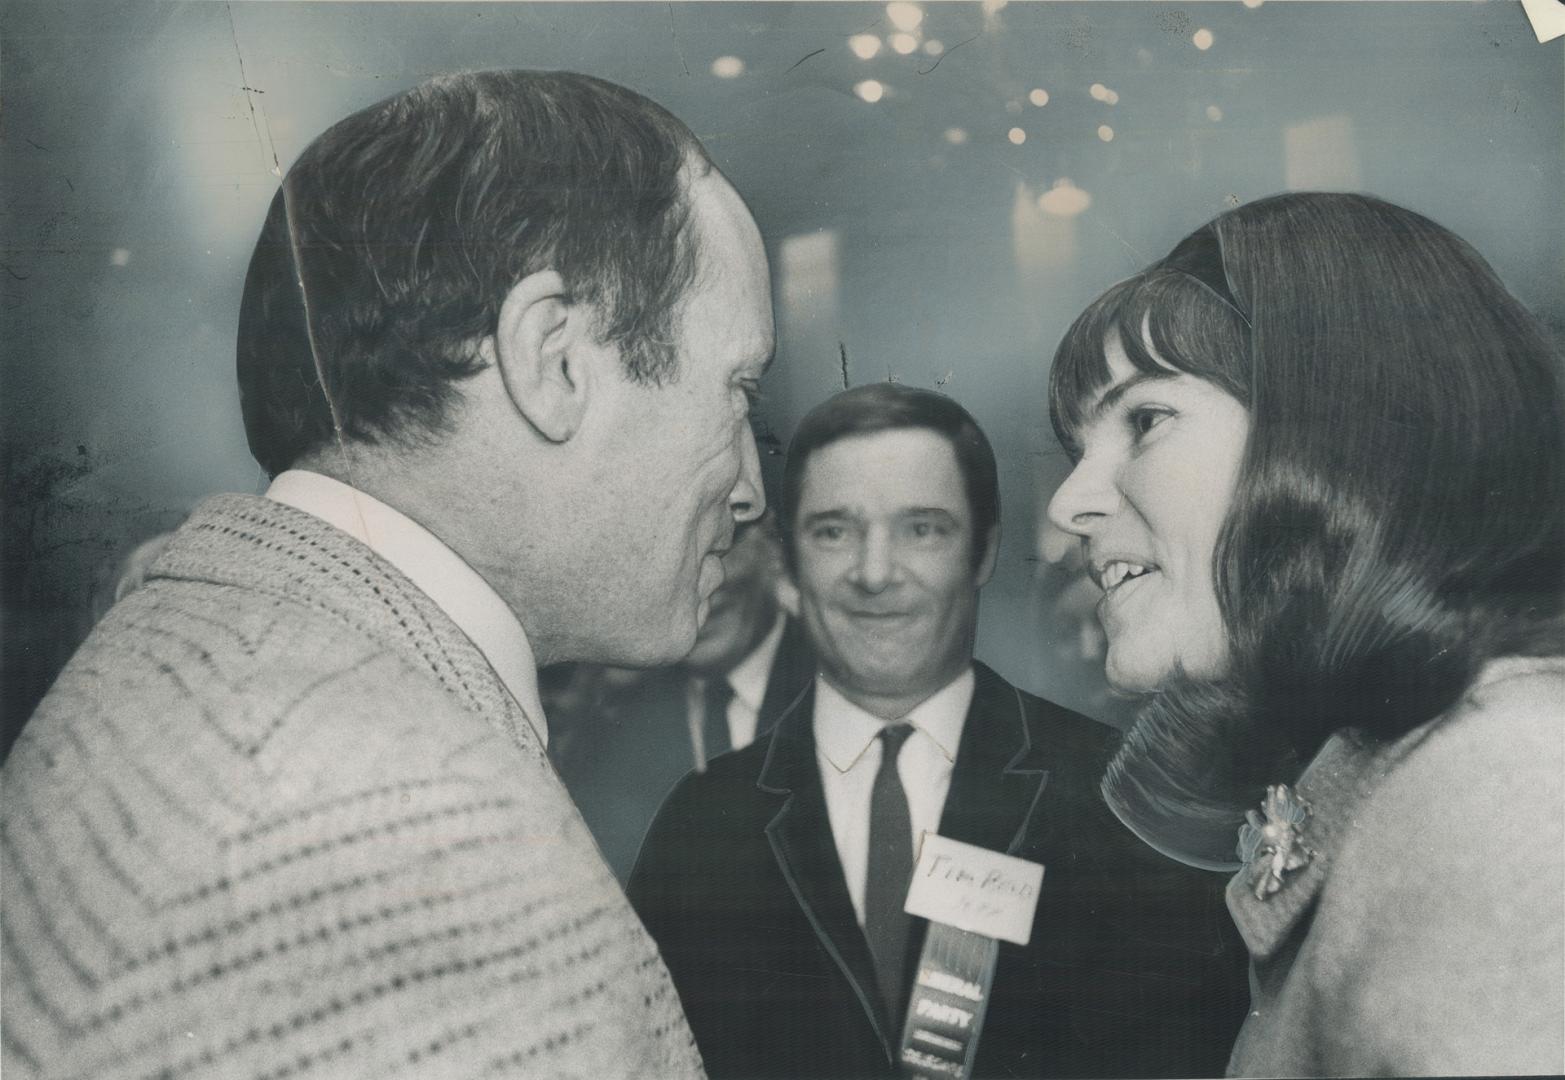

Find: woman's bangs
1048;271;1236;452
1047;278;1136;453
1136;269;1252;402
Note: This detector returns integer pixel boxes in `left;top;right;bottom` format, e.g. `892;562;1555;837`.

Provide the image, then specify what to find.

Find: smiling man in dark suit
628;383;1247;1079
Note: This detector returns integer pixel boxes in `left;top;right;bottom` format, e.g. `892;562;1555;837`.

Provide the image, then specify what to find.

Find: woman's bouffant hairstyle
1049;192;1565;868
238;70;710;477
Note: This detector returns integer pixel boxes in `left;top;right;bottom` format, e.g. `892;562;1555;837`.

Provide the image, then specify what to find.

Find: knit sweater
1;494;704;1079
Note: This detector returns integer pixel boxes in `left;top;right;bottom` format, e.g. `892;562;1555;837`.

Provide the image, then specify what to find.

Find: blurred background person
1047;192;1564;1077
551;510;814;881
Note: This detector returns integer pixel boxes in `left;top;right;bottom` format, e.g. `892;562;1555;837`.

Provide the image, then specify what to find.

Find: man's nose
849;527;896;594
729;424;765;524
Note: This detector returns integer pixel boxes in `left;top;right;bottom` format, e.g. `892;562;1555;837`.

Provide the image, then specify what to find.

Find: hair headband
1159;225;1253;330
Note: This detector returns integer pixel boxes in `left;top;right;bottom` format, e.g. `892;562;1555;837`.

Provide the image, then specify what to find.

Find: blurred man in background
3;69;771;1079
552;511;814;880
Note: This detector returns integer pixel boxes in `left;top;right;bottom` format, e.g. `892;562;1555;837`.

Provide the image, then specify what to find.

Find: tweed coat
629;660;1250;1079
1226;656;1565;1078
1;494;703;1079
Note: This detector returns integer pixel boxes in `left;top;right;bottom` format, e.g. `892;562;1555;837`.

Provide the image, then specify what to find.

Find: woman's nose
1046;453;1121;540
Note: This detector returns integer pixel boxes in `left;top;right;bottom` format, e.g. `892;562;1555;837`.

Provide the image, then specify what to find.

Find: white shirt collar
725;612;788;713
265;469;547;746
815;665;974;775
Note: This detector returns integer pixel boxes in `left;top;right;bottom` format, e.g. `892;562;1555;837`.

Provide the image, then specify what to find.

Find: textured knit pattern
2;494;703;1079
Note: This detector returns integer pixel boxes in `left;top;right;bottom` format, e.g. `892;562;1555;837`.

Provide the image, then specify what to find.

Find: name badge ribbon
894;834;1044;1079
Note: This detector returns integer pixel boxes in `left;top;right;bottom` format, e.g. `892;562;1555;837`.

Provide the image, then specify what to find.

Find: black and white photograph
3;1;1562;1076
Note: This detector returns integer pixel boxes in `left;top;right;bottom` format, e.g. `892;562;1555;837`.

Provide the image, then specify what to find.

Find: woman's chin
1102;652;1166;695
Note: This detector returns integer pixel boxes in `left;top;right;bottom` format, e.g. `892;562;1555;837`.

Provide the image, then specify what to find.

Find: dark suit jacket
553;616;814;882
628;661;1249;1079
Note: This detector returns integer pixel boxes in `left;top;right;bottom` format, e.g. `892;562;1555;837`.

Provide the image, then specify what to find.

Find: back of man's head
238;70;710;477
780;383;1000;572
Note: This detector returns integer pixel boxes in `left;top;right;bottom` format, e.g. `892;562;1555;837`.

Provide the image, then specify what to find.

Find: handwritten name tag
903;834;1044;946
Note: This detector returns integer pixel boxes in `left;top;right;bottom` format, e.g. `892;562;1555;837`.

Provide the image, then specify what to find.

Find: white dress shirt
813;667;975;928
266;469;548;746
687;611;788;768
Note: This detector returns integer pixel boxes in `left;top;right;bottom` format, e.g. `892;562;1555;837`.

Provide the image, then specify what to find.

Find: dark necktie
701;675;734;762
864;722;916;1026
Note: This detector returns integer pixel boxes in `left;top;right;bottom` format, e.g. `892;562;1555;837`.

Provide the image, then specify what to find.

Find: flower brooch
1237;784;1313;901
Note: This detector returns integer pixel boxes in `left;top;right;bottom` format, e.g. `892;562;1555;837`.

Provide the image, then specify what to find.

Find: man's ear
485;270;594;443
974;523;1001;589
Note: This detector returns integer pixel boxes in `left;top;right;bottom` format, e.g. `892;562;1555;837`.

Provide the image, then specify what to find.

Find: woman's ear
484;270;593;443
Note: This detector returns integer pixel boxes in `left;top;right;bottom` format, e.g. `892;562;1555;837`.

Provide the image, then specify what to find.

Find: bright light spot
1006;99;1023;115
1242;0;1263;7
780;230;840;329
981;0;1009;14
923;39;944;55
855;80;886;103
944;127;969;145
1007;127;1026;145
1193;28;1214;50
1089;83;1109;102
1029;88;1049;107
890;32;919;55
1104;89;1120;105
1206;104;1224;122
1097;125;1114;142
110;248;132;267
849;34;882;60
887;1;924;32
1038;178;1092;217
711;56;745;78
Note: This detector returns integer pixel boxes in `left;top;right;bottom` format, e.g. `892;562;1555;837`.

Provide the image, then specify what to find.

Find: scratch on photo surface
229;1;358;513
227;3;281;176
839;342;850;389
1083;213;1152;266
667;4;690;76
786;48;826;75
919;35;978;76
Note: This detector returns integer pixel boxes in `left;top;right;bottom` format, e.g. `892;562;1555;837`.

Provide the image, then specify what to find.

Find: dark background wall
4;0;1561;754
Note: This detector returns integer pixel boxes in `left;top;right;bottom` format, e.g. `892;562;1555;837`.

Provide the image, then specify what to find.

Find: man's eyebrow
1089;370;1178;423
900;507;960;521
800;508;853;526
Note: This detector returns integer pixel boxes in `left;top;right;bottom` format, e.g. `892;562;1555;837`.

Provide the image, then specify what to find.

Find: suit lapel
757;616;815;734
759;683;898;1062
936;663;1050;858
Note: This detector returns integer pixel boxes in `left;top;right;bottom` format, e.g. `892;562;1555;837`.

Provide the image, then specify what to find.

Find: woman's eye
1129;406;1171;439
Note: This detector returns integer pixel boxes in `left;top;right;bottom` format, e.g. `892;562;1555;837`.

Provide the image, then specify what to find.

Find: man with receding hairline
3;70;772;1078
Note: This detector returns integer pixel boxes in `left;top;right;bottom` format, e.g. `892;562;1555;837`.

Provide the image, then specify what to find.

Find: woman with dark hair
1045;192;1563;1077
